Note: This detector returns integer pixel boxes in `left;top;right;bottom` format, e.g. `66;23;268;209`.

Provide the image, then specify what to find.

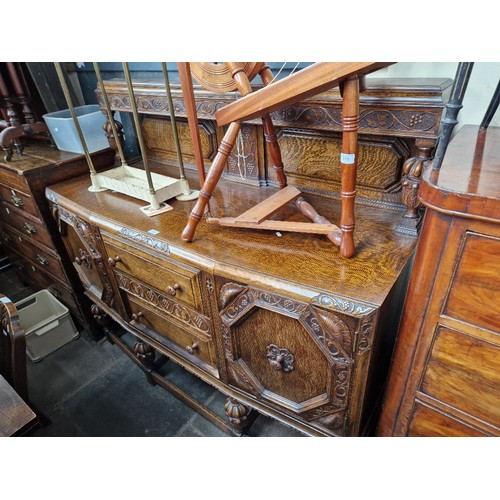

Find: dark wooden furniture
0;293;28;401
0;142;115;337
0;373;37;436
0;293;37;436
377;125;500;436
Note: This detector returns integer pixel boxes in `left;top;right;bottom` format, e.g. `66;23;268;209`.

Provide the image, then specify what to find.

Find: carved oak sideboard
43;77;452;436
46;164;415;436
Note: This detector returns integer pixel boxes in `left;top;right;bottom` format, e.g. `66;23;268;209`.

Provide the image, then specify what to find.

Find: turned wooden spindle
6;63;35;124
181;121;241;242
339;76;360;258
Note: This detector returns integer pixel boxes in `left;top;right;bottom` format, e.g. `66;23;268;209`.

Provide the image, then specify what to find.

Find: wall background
371;62;499;128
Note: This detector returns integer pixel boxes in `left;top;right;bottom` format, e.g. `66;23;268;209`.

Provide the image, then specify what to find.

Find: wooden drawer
104;237;203;311
408;402;488;437
0;210;53;249
0;185;39;219
7;232;65;282
0;166;31;193
127;294;216;369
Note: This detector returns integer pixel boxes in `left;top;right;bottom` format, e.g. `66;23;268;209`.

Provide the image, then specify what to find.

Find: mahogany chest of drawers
0;141;115;333
378;125;500;436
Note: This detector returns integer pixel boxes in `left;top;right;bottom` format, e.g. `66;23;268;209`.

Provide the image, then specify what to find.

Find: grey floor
0;259;302;437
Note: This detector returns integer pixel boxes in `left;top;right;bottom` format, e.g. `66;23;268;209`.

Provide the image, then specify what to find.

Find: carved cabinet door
55;208;115;307
218;282;360;436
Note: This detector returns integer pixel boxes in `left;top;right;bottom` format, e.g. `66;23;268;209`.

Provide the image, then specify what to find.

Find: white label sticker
148;229;160;235
341;153;356;164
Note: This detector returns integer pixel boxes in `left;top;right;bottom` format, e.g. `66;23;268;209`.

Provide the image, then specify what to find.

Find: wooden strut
181;62;365;258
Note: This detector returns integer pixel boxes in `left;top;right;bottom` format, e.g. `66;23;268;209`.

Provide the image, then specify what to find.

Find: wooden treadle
206;185;339;234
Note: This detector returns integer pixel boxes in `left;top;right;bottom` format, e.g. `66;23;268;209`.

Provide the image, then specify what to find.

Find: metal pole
93;62;128;165
432;62;474;170
122;62;156;198
54;63;103;192
161;62;186;180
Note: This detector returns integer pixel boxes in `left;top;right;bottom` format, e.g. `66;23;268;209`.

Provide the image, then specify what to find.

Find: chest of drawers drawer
2;226;65;281
103;236;204;312
0;184;39;219
127;294;217;370
0;208;53;248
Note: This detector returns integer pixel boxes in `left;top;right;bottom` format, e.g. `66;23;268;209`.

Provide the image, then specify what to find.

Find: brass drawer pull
107;255;122;267
185;342;199;355
10;191;24;209
266;344;295;372
23;222;36;235
35;254;49;266
131;311;144;322
166;283;181;296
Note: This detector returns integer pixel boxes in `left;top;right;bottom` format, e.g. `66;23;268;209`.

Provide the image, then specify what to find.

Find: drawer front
0;185;39;218
104;238;203;311
0;209;53;248
9;251;77;312
127;294;216;369
0;168;30;193
9;233;65;281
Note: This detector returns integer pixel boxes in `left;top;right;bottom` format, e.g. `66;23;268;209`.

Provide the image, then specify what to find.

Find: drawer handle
23;222;37;235
35;254;49;266
266;344;295;373
107;255;122;267
166;283;181;296
75;249;91;268
131;311;144;322
1;232;11;243
185;342;199;355
10;192;24;209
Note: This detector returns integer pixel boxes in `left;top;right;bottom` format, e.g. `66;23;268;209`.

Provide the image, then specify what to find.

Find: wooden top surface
0;374;36;437
46;163;416;308
420;125;500;221
0;142;78;174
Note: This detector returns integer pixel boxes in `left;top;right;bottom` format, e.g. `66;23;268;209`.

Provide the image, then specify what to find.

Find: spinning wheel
190;62;264;93
178;61;393;258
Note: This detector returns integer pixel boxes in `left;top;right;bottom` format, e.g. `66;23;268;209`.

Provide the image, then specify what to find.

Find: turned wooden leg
181;122;240;242
134;339;156;385
339;76;360;258
224;397;251;435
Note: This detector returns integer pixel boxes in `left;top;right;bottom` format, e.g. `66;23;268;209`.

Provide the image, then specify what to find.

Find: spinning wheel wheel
190;62;264;93
178;61;393;258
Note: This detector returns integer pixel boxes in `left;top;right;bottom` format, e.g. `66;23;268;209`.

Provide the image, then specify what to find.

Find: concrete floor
0;261;302;437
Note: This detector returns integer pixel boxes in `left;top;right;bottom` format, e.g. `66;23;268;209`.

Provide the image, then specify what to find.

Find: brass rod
93;62;128;165
53;62;97;175
161;62;186;180
122;62;156;195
